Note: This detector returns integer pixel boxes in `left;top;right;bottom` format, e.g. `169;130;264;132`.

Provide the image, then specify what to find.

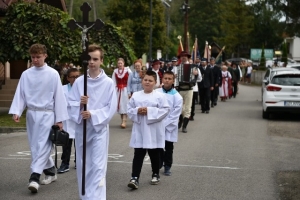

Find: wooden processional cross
67;2;104;196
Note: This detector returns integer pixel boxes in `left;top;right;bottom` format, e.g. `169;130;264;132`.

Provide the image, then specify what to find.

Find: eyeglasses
68;76;79;79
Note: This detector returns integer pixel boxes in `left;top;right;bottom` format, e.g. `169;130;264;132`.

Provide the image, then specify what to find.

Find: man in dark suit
208;57;222;107
199;58;214;114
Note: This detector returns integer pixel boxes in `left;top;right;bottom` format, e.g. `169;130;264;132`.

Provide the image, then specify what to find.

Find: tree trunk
93;0;97;20
69;0;74;17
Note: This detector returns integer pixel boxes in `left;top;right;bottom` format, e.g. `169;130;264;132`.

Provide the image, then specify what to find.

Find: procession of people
8;42;244;200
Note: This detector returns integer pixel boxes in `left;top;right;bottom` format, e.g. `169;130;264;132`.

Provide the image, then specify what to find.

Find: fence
0;62;5;89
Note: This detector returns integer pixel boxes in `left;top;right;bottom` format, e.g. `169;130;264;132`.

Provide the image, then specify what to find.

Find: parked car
265;58;298;68
261;67;299;99
262;69;300;119
287;63;300;70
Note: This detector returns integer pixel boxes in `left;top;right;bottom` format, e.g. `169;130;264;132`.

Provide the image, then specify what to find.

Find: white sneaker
28;181;39;193
40;175;57;185
150;176;160;185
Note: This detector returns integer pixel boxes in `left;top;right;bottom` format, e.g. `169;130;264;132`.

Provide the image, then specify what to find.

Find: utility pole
181;0;190;52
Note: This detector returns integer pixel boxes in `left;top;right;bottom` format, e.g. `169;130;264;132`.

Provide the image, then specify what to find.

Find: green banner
250;49;273;60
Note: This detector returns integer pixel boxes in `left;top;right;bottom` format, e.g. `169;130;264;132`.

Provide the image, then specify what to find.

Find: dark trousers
232;81;238;97
163;141;174;168
61;139;76;165
211;86;219;104
132;148;160;178
191;91;198;117
199;87;211;111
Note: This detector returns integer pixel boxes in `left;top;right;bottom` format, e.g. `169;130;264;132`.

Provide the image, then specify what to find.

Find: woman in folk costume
219;65;232;101
112;58;132;128
127;59;144;98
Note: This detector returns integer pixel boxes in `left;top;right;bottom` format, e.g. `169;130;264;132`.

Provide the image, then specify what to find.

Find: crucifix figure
67;2;104;196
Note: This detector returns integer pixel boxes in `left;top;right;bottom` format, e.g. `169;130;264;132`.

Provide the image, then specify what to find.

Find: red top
115;72;129;89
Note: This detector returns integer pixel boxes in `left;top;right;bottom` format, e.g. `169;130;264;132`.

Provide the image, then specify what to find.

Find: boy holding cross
68;44;117;199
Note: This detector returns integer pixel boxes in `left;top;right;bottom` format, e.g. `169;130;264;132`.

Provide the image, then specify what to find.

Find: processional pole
67;2;104;195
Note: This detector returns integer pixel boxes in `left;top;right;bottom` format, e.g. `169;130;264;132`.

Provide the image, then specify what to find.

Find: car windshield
271;74;300;86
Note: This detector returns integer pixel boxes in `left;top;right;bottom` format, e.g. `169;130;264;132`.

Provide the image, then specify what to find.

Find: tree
267;0;300;37
259;44;266;69
105;0;169;59
281;41;288;66
0;1;82;64
188;0;221;55
89;23;137;67
249;1;283;49
213;0;254;58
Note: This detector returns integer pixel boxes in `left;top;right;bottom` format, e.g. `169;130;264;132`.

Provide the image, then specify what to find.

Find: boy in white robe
9;43;69;193
127;71;170;189
156;71;183;176
68;44;117;200
58;68;80;173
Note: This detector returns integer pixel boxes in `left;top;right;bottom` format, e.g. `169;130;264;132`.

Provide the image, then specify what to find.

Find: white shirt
247;66;253;74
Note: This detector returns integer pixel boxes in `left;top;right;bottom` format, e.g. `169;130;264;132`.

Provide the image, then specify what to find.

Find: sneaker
40;175;57;185
57;163;70;173
127;177;139;189
164;167;172;176
28;181;39;193
150;174;160;185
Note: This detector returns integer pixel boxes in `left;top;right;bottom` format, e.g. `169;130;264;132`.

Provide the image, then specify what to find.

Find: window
271;74;300;86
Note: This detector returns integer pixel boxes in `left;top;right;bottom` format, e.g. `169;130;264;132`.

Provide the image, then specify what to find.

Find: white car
265;58;297;68
262;70;300;119
286;63;300;70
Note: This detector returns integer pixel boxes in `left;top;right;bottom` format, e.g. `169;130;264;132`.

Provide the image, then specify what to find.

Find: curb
0;127;27;134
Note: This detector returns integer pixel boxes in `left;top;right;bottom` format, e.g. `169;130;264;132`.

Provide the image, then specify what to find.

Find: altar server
127;71;170;189
68;44;117;200
9;43;69;193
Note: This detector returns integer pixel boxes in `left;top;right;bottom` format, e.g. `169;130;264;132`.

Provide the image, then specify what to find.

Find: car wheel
262;110;269;119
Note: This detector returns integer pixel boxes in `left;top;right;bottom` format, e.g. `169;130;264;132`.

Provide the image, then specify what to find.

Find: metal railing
0;62;5;89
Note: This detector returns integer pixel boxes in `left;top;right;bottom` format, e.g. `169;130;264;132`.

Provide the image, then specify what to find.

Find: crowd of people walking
9;43;249;200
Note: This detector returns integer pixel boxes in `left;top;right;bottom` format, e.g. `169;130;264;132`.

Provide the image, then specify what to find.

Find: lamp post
161;0;171;60
149;0;171;62
180;0;190;53
149;0;153;61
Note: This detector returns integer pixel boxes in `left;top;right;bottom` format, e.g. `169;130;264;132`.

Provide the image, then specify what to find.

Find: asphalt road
1;84;300;200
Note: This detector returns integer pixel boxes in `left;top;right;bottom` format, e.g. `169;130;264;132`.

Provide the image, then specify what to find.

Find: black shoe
128;177;139;189
214;102;217;106
189;116;194;121
201;110;205;113
206;111;209;114
211;104;214;108
178;115;183;129
182;118;189;133
164;166;172;176
57;163;70;173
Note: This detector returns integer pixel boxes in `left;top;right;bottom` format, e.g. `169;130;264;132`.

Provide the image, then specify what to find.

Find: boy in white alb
68;44;117;200
58;68;80;173
127;71;170;189
156;71;183;176
9;43;69;193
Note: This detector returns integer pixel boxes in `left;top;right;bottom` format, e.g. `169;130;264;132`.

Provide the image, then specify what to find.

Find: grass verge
0;110;26;127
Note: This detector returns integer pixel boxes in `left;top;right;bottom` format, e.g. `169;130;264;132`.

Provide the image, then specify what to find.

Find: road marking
0;156;275;171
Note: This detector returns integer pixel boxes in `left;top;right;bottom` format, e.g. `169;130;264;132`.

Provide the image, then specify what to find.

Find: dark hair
145;71;157;82
163;71;175;80
88;44;104;59
67;68;79;77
